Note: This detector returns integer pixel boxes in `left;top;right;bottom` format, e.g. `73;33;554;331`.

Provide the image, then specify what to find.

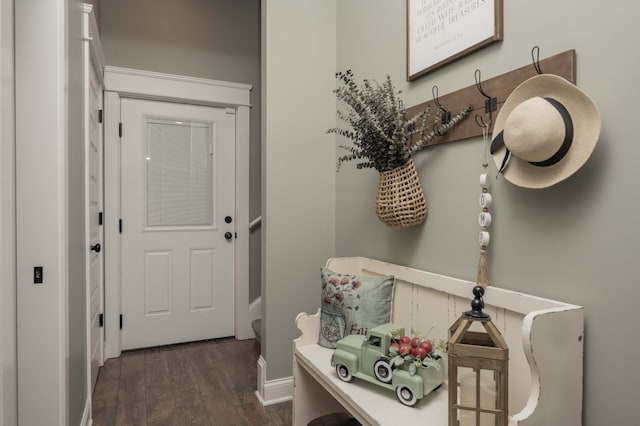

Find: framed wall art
407;0;503;81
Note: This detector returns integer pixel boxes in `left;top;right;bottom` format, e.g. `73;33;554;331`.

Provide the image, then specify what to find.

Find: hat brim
491;74;601;189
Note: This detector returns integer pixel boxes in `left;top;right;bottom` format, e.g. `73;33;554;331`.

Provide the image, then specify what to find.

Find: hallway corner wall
15;0;88;424
0;0;16;423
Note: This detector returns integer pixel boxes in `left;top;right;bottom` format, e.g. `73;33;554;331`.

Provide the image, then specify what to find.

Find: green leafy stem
328;70;471;172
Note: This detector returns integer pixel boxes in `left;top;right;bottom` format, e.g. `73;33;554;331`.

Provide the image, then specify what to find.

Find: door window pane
146;119;214;227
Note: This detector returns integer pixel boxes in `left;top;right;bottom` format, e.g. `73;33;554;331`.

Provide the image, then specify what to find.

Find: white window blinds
146;120;214;227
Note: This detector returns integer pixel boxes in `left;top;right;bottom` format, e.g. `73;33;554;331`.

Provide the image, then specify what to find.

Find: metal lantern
448;286;509;426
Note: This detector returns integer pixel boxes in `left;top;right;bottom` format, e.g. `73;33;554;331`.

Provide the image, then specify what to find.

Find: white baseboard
81;395;92;426
255;355;293;406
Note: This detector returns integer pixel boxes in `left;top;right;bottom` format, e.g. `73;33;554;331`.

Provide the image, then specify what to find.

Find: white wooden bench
293;257;583;425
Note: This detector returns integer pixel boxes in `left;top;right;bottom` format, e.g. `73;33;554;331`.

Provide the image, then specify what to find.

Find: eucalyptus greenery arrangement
328;70;471;172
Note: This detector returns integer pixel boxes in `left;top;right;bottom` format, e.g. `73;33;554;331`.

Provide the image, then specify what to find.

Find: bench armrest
294;308;321;349
513;306;584;426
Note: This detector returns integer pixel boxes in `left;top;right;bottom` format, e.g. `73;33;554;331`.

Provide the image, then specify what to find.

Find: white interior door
87;57;104;391
121;98;236;350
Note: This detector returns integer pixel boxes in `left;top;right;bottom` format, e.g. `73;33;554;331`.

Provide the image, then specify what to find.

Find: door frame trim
103;66;253;358
82;1;105;402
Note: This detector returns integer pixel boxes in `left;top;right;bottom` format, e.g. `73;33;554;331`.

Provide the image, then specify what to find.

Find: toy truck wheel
335;363;354;382
396;385;419;407
373;359;393;384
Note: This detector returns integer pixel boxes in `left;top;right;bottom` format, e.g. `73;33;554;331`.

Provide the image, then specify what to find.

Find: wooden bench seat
293;257;584;426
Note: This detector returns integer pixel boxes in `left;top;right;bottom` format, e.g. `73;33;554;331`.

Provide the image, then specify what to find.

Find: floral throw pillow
318;267;395;348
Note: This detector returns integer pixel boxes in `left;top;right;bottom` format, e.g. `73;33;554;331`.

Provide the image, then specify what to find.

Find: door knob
224;232;233;240
90;243;101;253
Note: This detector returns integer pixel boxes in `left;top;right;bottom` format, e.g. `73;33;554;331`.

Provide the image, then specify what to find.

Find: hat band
490;97;574;173
529;97;574;166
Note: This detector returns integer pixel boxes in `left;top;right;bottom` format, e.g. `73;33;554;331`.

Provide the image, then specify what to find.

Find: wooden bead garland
476;124;491;288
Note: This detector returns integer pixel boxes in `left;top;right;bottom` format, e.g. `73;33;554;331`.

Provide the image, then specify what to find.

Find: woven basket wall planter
375;159;427;228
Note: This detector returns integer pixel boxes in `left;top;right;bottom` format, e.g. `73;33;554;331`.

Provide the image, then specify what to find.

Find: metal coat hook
531;45;543;74
475;114;489;128
474;69;497;127
432;85;452;124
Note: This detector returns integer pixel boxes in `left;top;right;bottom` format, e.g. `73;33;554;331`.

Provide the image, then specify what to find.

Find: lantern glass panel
457;367;499;426
480;412;497;425
457;367;476;408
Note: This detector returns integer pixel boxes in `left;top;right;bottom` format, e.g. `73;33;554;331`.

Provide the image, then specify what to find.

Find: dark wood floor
92;337;357;426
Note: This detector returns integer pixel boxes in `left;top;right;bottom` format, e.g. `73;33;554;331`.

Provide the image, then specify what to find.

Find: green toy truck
330;323;444;407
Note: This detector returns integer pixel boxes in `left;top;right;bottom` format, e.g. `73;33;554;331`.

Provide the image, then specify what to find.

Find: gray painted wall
261;0;336;381
99;0;263;302
334;1;640;424
0;0;15;424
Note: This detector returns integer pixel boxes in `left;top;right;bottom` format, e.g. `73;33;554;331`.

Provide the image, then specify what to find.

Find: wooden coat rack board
406;49;576;146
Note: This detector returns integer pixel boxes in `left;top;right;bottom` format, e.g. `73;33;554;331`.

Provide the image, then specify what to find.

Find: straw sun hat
490;74;601;188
